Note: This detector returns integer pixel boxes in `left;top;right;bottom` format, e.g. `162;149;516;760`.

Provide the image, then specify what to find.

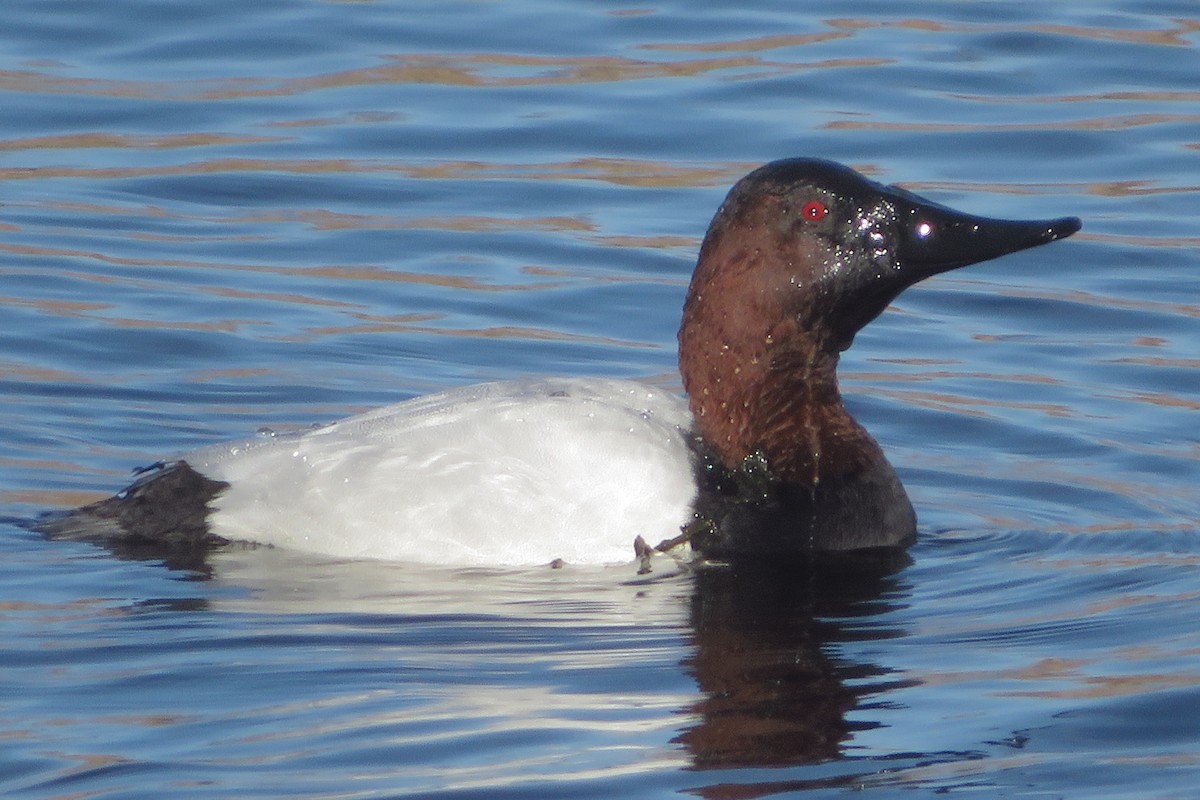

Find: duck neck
677;211;886;489
680;306;916;552
681;316;884;490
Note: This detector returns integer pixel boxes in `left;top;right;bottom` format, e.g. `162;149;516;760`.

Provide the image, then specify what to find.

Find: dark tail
33;461;231;570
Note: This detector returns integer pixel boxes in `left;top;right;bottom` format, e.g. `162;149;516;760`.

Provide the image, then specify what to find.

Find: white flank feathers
184;378;698;566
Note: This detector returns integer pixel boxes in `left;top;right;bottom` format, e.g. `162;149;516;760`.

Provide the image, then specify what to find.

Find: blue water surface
1;1;1199;798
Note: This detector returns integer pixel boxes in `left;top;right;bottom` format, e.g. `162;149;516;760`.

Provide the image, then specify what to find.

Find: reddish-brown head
679;158;1080;485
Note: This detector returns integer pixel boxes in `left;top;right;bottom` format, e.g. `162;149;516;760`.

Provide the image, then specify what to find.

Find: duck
39;158;1081;567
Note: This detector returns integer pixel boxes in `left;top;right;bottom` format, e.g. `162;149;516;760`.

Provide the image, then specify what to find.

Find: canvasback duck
41;158;1080;566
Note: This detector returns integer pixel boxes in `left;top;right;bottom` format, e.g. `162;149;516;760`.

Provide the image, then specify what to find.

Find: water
2;1;1198;797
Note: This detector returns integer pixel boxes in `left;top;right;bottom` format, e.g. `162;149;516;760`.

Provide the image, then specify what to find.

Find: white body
184;378;699;566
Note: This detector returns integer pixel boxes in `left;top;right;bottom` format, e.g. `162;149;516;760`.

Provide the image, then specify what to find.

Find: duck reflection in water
677;553;912;774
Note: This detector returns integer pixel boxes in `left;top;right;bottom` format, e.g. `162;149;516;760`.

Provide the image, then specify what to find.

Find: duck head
679;158;1080;552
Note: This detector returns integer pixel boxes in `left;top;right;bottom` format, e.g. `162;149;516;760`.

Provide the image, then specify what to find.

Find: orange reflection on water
0;41;886;105
0;156;756;189
288;319;658;349
825;113;1200;134
0;132;284;151
826;16;1200;47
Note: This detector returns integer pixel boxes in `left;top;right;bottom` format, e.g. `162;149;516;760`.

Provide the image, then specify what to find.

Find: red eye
801;201;828;221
